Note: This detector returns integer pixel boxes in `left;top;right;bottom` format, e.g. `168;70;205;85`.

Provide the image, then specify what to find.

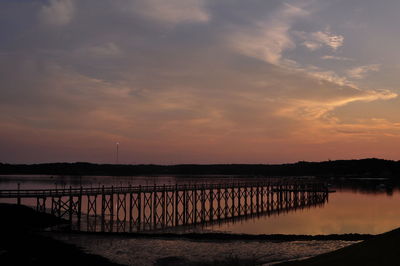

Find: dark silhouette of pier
0;181;330;232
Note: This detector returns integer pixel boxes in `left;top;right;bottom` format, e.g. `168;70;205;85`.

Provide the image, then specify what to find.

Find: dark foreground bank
279;227;400;266
0;203;123;266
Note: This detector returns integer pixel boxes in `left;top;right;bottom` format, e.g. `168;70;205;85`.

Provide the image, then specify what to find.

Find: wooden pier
0;181;330;232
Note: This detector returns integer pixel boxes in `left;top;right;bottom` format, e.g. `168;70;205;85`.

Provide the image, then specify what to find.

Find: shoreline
52;230;374;242
2;159;399;178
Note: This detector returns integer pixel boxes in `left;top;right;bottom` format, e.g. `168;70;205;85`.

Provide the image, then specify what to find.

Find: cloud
334;118;400;137
279;89;397;120
313;31;344;50
321;55;353;61
226;2;350;94
229;3;308;65
347;64;381;79
77;43;122;58
298;30;344;51
303;41;322;51
39;0;75;26
308;70;355;88
129;0;210;24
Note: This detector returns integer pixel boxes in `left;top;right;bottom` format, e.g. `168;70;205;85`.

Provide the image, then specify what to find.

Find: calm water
1;175;399;235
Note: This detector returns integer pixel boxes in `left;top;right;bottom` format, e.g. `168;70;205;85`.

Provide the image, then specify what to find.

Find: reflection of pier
0;182;329;232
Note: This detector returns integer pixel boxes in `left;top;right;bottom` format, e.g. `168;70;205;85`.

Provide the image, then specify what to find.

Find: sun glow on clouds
0;0;400;163
279;89;397;120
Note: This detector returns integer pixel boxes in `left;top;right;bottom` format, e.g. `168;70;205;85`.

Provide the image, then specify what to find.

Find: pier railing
0;181;328;198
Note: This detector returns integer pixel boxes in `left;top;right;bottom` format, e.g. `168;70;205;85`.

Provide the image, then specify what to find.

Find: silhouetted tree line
0;158;400;178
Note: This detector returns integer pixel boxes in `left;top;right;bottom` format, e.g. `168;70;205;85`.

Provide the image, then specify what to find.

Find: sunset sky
1;0;400;164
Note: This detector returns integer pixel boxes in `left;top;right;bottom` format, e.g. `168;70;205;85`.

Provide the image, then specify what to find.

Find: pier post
129;184;133;230
69;186;73;222
260;184;264;213
17;183;21;205
77;186;82;225
237;183;241;216
36;197;45;213
58;195;61;218
101;185;105;232
250;185;254;214
193;184;197;224
153;184;157;227
138;185;142;229
224;183;229;218
183;184;187;224
110;186;114;223
175;184;179;226
162;184;166;227
217;184;221;220
210;185;214;221
231;185;235;217
256;183;260;214
266;183;270;212
244;185;248;215
270;184;274;212
279;183;283;211
201;184;206;222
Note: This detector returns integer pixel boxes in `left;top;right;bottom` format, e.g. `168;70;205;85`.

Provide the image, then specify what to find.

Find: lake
1;175;399;235
2;175;397;265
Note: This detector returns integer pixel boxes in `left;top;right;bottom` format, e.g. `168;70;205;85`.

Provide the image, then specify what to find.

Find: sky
1;0;400;164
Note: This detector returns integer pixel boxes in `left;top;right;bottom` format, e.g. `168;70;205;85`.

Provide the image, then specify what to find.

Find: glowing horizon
1;0;400;164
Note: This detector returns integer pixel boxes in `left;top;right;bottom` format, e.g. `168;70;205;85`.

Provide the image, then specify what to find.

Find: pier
0;181;330;232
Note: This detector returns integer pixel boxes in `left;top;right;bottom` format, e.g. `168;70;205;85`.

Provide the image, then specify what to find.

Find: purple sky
1;0;400;164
